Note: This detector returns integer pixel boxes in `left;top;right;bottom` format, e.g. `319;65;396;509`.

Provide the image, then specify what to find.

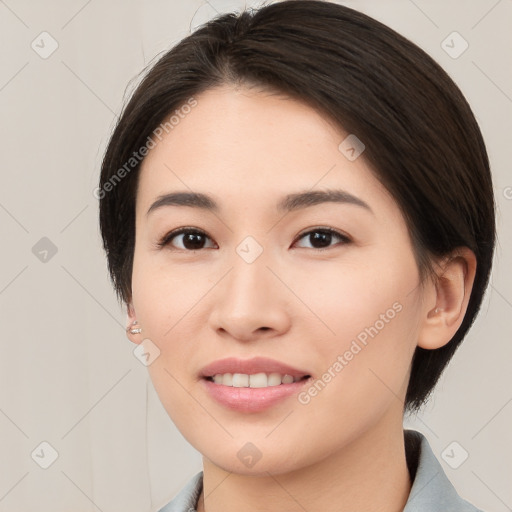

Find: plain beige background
0;0;510;511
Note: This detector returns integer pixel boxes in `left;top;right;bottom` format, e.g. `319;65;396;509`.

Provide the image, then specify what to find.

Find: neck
197;416;412;512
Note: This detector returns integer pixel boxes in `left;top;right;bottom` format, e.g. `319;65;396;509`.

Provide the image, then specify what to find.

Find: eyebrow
146;189;373;216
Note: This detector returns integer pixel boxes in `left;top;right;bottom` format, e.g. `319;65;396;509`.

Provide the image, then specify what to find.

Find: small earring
127;320;142;335
434;307;443;314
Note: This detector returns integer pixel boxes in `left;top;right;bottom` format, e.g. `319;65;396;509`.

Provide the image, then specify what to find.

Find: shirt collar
402;429;482;511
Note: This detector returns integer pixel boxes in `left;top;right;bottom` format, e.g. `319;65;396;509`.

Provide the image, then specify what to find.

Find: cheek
130;250;215;417
131;248;212;340
295;245;421;398
292;245;419;344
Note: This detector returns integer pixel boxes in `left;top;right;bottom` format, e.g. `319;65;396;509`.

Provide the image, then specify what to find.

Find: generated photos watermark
94;96;198;200
298;300;403;405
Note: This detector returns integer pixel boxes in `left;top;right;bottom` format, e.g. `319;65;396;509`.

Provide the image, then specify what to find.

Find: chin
212;458;298;477
201;442;309;477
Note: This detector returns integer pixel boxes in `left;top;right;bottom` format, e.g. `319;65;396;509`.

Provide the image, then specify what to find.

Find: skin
126;84;476;512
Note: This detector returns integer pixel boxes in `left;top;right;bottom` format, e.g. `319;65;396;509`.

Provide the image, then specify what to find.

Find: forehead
136;85;395;217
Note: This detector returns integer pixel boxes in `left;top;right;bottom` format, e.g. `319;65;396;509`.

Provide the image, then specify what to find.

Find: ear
126;302;143;345
417;247;477;350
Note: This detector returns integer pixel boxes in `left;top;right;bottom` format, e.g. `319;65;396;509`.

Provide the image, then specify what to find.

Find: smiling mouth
204;373;311;388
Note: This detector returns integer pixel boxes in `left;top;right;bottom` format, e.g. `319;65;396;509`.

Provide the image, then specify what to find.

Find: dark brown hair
99;0;496;412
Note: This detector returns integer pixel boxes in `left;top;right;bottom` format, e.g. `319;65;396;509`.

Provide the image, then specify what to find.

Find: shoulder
403;429;486;512
155;471;203;512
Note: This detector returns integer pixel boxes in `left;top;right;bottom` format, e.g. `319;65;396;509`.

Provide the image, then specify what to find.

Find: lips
199;356;313;413
199;356;311;380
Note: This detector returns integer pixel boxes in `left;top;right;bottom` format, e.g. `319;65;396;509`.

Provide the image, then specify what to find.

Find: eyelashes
157;227;217;251
156;226;351;252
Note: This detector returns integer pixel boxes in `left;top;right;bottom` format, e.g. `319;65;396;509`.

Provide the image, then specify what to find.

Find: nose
208;248;292;342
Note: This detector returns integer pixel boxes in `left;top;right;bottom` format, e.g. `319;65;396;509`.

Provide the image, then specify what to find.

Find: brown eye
293;228;351;250
158;228;216;251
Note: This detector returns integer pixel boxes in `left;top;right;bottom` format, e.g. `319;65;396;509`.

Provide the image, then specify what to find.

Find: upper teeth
211;373;303;388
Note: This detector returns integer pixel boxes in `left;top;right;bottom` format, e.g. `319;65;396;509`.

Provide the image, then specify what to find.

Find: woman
98;1;495;510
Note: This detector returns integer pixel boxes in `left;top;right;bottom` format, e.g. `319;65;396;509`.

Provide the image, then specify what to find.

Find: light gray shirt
157;429;484;511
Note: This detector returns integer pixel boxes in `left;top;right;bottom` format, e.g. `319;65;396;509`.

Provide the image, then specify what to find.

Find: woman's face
130;84;432;475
